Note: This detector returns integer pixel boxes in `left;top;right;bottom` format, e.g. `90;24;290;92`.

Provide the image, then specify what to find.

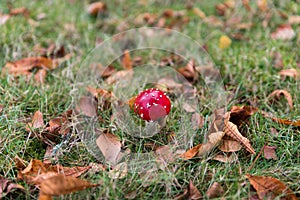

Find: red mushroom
134;88;171;121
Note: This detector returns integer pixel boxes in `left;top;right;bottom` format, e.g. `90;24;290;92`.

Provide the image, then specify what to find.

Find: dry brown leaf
270;117;300;127
127;95;137;111
26;110;44;131
106;70;133;85
263;145;277;160
34;69;47;84
177;60;198;82
191;113;204;130
246;174;298;200
121;50;132;70
0;176;25;198
242;0;252;12
203;16;224;27
272;52;283;69
0;14;10;26
155;145;175;164
279;68;299;79
224;113;255;154
87;2;107;16
268;89;293;110
174;181;202;200
206;182;224;198
218;138;242;152
198;131;225;157
75;96;98;117
96;132;122;165
182;102;197;113
288;15;300;25
193;7;206;19
212;153;238;163
9;7;29;17
271;25;296;40
39;174;99;196
257;0;268;11
230;106;258;127
180;144;202;160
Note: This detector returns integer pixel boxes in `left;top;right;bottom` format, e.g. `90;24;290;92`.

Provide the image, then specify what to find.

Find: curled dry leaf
26;110;44;131
87;2;107;16
279;68;299;79
263;145;277;160
174;181;202;200
230;106;258;127
96;132;122;165
206;182;224;198
219;35;232;50
39;174;99;196
246;174;297;200
268;89;293;110
0;176;25;198
121;50;132;70
271;25;296;40
224;113;255;154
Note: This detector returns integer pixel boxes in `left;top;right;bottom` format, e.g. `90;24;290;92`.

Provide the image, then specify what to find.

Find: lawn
0;0;299;199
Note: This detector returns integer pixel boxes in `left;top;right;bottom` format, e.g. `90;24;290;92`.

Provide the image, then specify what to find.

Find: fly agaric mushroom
134;88;171;121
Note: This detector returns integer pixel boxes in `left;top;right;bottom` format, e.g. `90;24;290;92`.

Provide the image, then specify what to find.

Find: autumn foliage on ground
0;0;299;199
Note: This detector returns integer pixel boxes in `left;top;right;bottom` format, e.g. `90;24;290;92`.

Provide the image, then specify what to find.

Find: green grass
0;0;299;199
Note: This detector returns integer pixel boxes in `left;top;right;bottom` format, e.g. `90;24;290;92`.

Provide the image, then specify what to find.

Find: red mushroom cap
134;88;171;121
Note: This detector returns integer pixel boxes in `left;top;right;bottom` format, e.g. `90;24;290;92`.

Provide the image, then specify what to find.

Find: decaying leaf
177;60;198;82
180;144;202;160
224;113;255;154
212;153;238;163
106;70;133;85
75;96;98;117
279;68;299;79
246;174;297;200
174;181;202;200
229;106;258;127
26;110;44;131
87;2;107;16
191;113;204;130
263;145;277;160
96;132;122;165
121;50;133;70
268;89;293;110
9;7;29;17
0;176;25;198
206;182;224;198
218;138;242;152
219;35;232;50
39;174;99;196
198;131;225;156
271;25;296;40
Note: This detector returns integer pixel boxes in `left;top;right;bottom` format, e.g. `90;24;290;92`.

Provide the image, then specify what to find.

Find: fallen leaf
9;7;29;17
106;70;133;85
191;113;204;130
268;89;293;110
263;145;277;160
34;69;47;84
271;25;296;40
87;2;107;16
219;35;232;50
288;15;300;25
272;52;284;69
212;153;238;163
0;176;25;198
177;60;198;82
39;174;99;196
0;14;10;26
155;145;175;164
180;144;202;160
121;50;133;70
174;181;202;200
203;16;224;27
96;132;122;165
26;110;44;131
75;96;98;117
86;87;114;99
246;174;297;200
229;106;258;127
206;182;224;198
182;102;197;113
193;8;206;19
224;113;255;154
279;68;299;79
257;0;268;12
218;138;242;152
198;131;225;157
108;162;128;179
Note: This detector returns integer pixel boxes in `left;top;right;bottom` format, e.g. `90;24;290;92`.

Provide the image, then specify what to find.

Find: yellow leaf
219;35;232;50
